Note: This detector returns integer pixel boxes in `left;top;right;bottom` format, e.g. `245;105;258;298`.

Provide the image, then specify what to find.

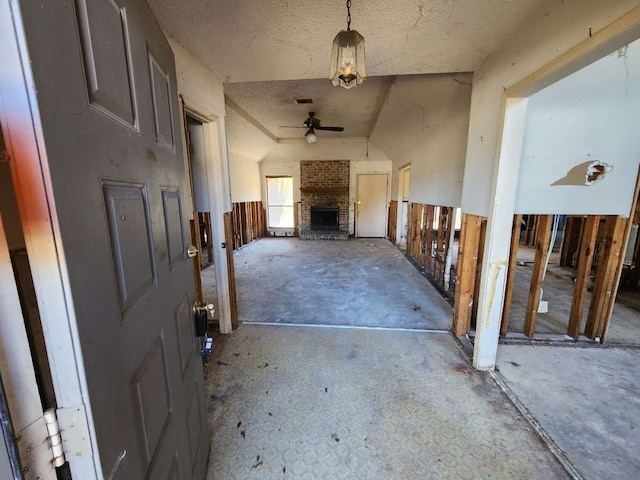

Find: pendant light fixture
329;0;366;89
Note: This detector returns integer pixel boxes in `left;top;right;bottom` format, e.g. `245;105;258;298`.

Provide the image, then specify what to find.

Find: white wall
515;40;640;215
461;0;640;216
370;74;473;208
230;152;262;202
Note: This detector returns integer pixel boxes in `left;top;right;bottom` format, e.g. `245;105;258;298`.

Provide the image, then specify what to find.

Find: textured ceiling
147;0;549;160
148;0;548;82
225;76;393;139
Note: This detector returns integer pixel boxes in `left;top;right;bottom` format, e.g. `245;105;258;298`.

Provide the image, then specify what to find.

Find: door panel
356;174;388;237
19;1;208;479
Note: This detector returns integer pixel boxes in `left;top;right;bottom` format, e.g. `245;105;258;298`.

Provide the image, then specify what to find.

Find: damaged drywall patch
551;161;612;186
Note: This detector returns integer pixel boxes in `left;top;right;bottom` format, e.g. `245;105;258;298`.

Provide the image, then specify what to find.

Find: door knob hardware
187;244;198;258
192;302;215;317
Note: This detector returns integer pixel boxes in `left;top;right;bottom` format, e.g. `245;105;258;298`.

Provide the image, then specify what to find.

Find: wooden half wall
231;201;267;250
405;202;457;299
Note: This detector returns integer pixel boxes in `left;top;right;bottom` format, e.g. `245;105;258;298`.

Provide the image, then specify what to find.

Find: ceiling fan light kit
281;112;345;145
330;0;366;89
305;129;317;144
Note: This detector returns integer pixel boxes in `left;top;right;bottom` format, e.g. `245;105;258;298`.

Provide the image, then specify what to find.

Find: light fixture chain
346;0;351;31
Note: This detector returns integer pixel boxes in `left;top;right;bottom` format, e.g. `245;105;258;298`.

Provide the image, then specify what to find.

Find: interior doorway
185;114;219;319
356;174;388;238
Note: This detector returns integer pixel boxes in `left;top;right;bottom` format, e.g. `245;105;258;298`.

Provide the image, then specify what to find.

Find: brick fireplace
299;160;350;240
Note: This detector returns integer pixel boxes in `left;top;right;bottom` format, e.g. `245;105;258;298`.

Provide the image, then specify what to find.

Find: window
266;176;294;228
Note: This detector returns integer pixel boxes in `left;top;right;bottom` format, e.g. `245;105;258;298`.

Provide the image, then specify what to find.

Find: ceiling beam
225;95;278;143
368;76;396;138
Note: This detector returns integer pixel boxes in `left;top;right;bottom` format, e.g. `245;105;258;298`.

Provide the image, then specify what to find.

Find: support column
473;98;529;371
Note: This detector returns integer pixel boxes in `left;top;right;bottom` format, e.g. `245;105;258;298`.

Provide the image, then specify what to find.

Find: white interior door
13;1;209;479
356;174;388;237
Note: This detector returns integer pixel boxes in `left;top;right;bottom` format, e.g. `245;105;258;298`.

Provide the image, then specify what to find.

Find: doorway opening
185;114;220;320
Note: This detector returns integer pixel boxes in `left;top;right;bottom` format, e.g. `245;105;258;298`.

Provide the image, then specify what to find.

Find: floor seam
489;370;584;480
451;334;583;480
241;321;451;333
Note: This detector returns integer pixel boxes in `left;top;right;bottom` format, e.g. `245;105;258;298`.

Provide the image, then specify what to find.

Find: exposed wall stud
523;214;553;337
500;214;522;336
453;214;483;336
567;215;599;339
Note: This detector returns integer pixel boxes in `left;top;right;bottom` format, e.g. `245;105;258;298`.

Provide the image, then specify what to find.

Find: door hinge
44;409;66;467
55;405;92;460
16;406;91;480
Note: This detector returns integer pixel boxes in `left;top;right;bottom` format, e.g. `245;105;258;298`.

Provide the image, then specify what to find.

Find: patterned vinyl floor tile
205;325;568;480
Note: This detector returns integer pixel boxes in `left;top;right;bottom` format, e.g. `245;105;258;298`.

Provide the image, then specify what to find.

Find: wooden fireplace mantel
300;186;349;194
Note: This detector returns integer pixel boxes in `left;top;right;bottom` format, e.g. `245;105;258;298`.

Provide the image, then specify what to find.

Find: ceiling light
330;0;366;89
305;128;317;144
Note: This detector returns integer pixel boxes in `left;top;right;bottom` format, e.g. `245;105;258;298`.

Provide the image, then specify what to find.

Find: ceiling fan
280;112;344;144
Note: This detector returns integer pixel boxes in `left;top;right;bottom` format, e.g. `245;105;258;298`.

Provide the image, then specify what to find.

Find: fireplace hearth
310;206;339;231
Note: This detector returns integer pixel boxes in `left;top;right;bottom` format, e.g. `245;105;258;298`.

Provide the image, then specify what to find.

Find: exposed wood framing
601;168;640;341
522;215;538;246
190;219;204;304
423;205;435;272
523;214;553;337
567;215;600;339
406;203;457;295
500;214;523;336
434;207;453;285
230;201;266;250
407;203;422;260
198;212;214;268
560;216;584;268
223;212;239;330
388;200;398;242
453;214;483;336
471;219;488;325
584;216;627;340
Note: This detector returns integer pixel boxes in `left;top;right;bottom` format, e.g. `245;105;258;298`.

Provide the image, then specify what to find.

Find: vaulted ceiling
147;0;550;160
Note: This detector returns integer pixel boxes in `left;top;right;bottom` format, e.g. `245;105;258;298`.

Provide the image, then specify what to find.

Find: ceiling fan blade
278;126;308;128
316;126;344;132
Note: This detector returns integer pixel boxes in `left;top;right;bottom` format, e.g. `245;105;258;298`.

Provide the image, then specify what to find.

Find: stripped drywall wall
461;0;640;217
515;39;640;215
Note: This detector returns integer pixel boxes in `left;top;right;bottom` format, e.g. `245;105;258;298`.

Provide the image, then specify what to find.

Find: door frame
179;98;235;334
397;164;411;246
0;2;101;477
355;173;390;238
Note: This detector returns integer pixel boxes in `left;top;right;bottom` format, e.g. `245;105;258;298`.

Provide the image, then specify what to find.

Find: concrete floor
496;344;640;479
233;238;453;330
206;325;569;479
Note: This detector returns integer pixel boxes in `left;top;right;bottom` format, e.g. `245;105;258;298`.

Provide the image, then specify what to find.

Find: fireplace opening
310;206;339;231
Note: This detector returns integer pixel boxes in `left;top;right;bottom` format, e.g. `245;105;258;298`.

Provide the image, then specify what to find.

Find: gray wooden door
19;1;208;478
